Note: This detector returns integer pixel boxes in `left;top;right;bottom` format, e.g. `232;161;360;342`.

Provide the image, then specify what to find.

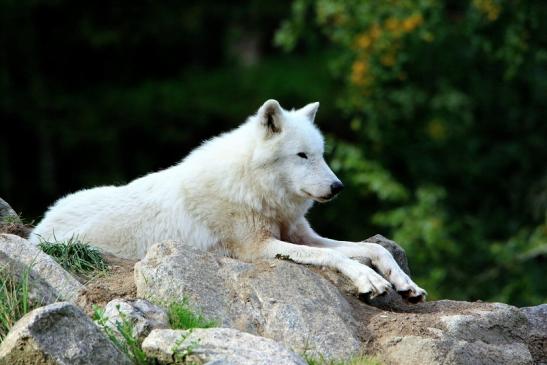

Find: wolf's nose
330;181;344;195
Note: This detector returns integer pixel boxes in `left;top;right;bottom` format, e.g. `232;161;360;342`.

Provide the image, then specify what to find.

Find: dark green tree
277;0;547;305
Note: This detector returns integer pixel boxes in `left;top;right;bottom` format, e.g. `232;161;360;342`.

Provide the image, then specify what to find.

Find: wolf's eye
297;152;308;159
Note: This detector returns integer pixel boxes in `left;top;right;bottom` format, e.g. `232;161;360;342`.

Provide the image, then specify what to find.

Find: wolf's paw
386;269;427;303
355;271;392;299
395;281;427;303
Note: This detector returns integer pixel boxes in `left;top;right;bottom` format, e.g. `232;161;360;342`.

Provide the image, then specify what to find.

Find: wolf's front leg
258;238;392;298
290;220;427;302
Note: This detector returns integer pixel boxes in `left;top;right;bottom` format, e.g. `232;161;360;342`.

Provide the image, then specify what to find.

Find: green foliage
167;298;217;330
38;236;108;280
93;303;201;365
280;0;547;305
0;266;35;341
171;331;200;364
0;215;20;225
93;304;149;364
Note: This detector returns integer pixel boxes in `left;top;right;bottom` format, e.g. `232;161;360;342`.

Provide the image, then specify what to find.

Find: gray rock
521;304;547;364
380;335;531;365
142;328;307;365
0;234;83;304
0;302;132;365
135;241;229;323
102;298;170;342
0;197;19;223
369;300;534;365
135;241;360;358
229;258;359;358
521;303;547;336
440;303;529;345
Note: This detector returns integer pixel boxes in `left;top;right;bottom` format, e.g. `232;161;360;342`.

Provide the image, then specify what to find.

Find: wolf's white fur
31;100;426;300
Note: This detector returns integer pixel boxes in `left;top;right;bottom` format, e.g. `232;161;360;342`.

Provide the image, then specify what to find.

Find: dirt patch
365;298;514;357
76;253;138;315
527;335;546;365
312;265;505;354
0;223;32;238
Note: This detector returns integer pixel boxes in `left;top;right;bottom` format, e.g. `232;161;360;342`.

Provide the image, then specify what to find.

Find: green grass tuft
0;266;37;341
167;298;217;330
0;211;33;226
38;236;108;279
93;304;201;365
0;215;20;224
93;304;149;365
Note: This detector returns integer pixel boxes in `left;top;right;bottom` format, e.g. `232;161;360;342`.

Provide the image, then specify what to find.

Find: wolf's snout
330;181;344;196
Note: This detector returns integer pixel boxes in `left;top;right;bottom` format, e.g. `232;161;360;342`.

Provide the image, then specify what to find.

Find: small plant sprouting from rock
0;266;37;341
93;304;149;365
168;298;217;330
0;212;33;237
0;215;20;225
172;330;200;364
38;236;108;279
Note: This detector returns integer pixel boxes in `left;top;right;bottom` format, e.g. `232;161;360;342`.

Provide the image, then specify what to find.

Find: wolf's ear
299;102;320;121
258;99;283;136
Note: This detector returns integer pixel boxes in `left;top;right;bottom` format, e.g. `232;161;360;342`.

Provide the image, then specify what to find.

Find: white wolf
31;100;426;301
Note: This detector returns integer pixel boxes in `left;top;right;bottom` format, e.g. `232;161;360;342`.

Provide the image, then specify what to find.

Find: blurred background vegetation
1;0;545;306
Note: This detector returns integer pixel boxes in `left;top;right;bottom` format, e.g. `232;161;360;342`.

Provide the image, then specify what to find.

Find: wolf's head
251;99;343;203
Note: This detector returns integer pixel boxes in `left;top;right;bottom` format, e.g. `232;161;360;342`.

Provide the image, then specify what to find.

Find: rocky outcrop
0;229;544;365
135;240;361;358
142;328;307;365
102;298;170;342
0;234;83;304
0;302;132;365
0;198;19;223
365;300;534;365
135;239;546;364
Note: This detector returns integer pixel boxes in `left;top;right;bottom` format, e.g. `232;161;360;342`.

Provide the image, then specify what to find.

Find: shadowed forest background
1;0;546;306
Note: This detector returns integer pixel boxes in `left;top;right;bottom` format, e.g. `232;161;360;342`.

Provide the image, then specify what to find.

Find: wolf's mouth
302;190;333;203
